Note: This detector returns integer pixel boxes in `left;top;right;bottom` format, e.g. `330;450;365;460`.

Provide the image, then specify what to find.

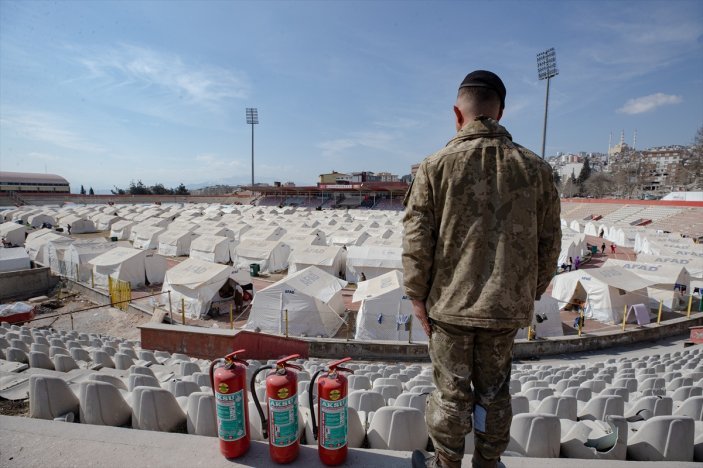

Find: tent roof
353;270;403;302
586;267;658;292
89;247;144;266
264;266;346;302
164;258;232;289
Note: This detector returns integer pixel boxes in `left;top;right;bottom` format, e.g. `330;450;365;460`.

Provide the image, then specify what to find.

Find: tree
111;186;126;195
583;172;615;198
577;157;592;185
128;180;151;195
88;187;94;196
150;183;171;195
80;185;86;195
552;169;561;188
174;183;190;195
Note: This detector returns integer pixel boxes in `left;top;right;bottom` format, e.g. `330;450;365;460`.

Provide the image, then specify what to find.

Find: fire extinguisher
251;354;302;464
209;349;250;459
309;357;354;466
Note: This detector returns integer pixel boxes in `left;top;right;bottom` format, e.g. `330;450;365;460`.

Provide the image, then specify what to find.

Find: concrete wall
0;267;58;301
136;313;703;362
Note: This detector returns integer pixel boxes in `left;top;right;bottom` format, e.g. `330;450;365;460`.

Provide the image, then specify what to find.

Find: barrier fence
108;277;132;312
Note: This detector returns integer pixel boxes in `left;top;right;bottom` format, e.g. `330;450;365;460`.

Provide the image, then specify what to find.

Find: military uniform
403;116;561;466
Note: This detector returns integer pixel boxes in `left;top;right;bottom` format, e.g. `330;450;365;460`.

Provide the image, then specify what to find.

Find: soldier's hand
411;299;431;337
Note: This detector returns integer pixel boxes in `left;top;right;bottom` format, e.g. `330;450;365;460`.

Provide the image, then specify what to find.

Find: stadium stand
2;321;701;462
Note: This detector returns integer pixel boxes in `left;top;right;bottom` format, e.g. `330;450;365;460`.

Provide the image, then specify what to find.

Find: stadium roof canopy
0;171;69;185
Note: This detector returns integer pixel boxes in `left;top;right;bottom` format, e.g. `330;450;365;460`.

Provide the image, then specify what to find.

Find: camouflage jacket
402;117;561;328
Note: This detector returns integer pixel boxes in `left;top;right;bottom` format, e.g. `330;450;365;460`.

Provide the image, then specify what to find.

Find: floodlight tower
537;48;559;159
246;108;259;187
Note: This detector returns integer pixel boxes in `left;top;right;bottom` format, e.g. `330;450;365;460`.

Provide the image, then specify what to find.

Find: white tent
558;233;587;267
240;226;286;242
25;229;68;265
133;225;167;250
60;214;96;234
345;246;403;283
352;270;427;343
67;239;120;283
47;237;75;277
94;214;121;231
89;247;166;288
551;267;657;324
110;220;135;240
328;229;370;247
515;295;564;339
161;258;234;318
0;222;26;247
245;266;347;337
0;247;31;272
233;239;290;273
288;245;345;277
603;258;690;311
190;235;231;264
26;213;56;229
157;230;196;257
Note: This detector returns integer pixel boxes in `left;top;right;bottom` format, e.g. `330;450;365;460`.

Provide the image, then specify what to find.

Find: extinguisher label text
269;395;299;447
215;389;246;442
320;396;348;450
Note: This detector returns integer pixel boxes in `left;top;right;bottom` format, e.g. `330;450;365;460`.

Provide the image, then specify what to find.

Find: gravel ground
27;296;151;341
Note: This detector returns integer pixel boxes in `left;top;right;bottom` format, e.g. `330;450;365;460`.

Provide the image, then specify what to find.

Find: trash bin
590;245;598;255
249;263;260;277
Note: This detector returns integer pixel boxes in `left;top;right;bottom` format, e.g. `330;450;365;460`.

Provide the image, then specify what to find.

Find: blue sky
1;0;702;192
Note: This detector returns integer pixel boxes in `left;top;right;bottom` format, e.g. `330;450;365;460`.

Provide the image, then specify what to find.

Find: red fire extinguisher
251;354;302;464
209;349;250;458
309;357;354;466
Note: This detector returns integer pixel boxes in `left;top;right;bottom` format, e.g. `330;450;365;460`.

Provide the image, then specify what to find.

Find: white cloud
617;93;683;115
72;44;250;108
0;111;105;153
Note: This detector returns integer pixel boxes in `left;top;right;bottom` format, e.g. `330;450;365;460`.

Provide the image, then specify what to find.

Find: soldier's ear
496;108;504;122
453;105;464;131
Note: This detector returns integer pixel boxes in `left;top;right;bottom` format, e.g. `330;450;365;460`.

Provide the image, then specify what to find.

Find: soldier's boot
411;449;461;468
470;450;505;468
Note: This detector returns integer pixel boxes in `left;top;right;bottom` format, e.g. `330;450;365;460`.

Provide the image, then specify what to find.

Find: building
318;171;351;185
0;171;70;193
376;172;399;183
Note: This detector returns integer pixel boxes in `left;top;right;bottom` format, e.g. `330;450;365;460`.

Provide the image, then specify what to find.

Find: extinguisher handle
309;369;324;441
276;353;302;371
335;366;354;374
250;364;274;440
225;349;249;366
327;356;352;370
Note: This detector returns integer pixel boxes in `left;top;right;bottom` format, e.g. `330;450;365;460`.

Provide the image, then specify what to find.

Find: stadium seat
507;413;560;458
578;395;624;421
128;374;161;391
675;396;703;420
29;374;79;420
53;354;79;372
560;416;627;460
87;373;127;390
29;351;55;370
186;392;218;437
78;380;132;426
533;395;577;420
130;386;186;432
367;406;427;451
627;416;694;461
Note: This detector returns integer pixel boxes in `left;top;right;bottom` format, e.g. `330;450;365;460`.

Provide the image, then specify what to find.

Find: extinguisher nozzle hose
309;369;323;441
208;358;225;397
250;364;274;440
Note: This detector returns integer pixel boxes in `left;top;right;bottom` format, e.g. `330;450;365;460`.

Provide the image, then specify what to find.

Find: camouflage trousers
425;320;517;463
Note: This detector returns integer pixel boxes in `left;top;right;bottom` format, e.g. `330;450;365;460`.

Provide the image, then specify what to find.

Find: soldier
404;70;561;468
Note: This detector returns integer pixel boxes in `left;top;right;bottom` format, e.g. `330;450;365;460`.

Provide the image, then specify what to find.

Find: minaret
607;132;612;164
633;129;637;152
620;130;625;147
